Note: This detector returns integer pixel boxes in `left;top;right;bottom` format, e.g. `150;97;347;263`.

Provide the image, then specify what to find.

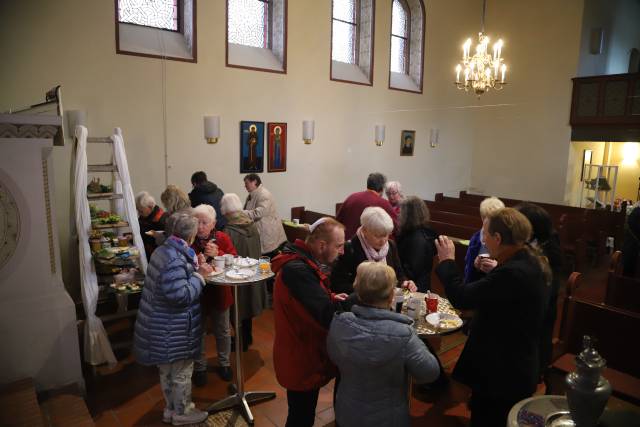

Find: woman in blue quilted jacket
134;211;213;426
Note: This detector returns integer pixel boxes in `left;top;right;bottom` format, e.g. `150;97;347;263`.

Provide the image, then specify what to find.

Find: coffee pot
565;335;611;427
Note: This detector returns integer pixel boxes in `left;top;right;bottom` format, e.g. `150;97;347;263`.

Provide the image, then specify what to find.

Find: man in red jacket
271;218;348;427
336;172;398;239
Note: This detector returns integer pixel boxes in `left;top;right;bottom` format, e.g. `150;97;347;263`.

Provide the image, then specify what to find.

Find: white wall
0;0;584;298
577;0;640;76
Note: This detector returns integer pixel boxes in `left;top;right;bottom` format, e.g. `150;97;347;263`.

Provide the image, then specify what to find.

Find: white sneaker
171;407;208;426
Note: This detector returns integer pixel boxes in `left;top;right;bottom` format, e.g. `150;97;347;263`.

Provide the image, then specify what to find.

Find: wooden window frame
114;0;197;63
225;0;288;74
388;0;425;94
330;0;375;87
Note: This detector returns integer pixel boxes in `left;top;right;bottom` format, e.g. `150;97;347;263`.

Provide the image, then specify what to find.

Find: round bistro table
205;267;276;425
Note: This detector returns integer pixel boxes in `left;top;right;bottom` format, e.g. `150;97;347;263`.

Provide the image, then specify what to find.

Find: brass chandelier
454;0;507;97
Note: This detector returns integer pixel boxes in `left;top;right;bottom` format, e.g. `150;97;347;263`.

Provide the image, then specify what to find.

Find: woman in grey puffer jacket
328;262;440;427
134;211;213;426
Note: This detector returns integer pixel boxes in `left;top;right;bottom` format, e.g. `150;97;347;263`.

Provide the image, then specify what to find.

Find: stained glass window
391;0;409;73
118;0;179;31
228;0;270;49
332;0;357;64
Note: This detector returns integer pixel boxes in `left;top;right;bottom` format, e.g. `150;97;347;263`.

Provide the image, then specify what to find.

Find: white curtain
112;128;148;271
74;125;117;366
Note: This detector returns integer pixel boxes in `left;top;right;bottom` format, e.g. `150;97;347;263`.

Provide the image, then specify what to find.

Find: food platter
425;312;463;332
225;268;256;280
233;257;259;267
207;267;224;278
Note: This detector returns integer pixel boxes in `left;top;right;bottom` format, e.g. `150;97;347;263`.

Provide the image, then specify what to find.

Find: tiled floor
87;309;473;426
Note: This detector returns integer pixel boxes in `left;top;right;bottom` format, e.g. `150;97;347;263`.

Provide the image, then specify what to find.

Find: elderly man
243;173;287;257
136;191;168;260
271;218;349;427
385;181;404;216
189;171;226;230
337;172;397;239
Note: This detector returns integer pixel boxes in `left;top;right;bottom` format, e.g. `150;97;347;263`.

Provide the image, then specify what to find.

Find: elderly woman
191;204;238;385
397;196;438;292
136;191;168;260
385;181;404;216
161;185;191;215
435;208;549;427
463;196;505;283
221;193;267;351
515;203;563;382
134;211;212;426
331;207;416;294
328;262;439;427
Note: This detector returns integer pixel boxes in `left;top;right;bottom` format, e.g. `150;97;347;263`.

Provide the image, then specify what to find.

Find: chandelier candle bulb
456;65;462;83
501;64;506;83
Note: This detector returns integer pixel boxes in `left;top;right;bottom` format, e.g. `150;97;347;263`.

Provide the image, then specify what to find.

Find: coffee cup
293;218;300;225
214;256;225;271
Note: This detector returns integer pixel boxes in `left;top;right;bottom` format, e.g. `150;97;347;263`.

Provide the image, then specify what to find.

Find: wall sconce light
303;120;315;144
66;109;87;137
375;124;385;147
204;115;220;144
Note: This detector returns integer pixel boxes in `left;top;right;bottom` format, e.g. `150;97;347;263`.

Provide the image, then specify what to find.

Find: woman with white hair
134;211;213;426
220;193;267;352
464;196;505;283
331;207;417;294
190;204;238;386
385;181;404;216
136;191;168;260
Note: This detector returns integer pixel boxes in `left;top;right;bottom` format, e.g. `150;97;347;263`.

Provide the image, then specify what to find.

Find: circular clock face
0;181;21;270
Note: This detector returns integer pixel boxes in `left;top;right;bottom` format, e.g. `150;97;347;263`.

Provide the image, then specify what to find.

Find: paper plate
225;268;256;280
425;312;463;332
207;267;224;278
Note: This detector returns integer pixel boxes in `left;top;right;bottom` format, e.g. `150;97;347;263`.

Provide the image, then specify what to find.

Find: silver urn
565;336;611;427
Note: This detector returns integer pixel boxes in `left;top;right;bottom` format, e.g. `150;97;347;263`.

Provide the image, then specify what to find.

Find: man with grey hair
136;191;168;260
337;172;398;239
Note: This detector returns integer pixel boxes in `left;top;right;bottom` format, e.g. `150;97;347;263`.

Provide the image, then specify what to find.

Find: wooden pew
429;220;476;240
430;210;482;229
549;271;640;404
291;206;334;224
605;251;640;313
425;200;479;217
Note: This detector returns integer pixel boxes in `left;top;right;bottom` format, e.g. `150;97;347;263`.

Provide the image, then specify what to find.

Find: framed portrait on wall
267;122;287;172
240;121;264;173
400;130;415;156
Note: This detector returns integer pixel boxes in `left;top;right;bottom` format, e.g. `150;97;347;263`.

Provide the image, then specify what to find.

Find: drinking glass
259;256;271;274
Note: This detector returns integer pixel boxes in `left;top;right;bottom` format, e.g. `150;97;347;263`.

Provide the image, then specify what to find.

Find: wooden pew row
430;210;482;230
429;220;476;241
291;206;334;224
548;272;640;404
425;200;479;217
605;251;640;314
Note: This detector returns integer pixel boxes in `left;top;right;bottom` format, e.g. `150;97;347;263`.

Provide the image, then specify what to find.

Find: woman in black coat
396;196;438;293
435;208;549;427
331;207;416;294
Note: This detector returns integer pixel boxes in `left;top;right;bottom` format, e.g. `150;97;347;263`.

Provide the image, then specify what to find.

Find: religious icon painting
400;130;416;156
267;122;287;172
240;121;264;173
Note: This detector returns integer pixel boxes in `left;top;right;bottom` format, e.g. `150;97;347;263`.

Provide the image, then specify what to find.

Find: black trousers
469;393;522;427
285;389;319;427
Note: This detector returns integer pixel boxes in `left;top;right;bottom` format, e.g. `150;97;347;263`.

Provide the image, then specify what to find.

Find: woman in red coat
191;204;237;385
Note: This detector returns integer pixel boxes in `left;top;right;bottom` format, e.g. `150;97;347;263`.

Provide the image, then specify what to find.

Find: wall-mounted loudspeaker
589;28;604;55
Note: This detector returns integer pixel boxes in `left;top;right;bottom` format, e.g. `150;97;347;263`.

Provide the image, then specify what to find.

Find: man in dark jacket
188;171;226;230
271;217;348;427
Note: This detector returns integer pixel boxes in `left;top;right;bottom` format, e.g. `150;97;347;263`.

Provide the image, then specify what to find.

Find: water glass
259;256;271;273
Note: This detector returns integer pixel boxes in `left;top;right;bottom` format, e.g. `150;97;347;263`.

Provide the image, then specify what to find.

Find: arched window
116;0;196;62
226;0;287;73
390;0;409;73
389;0;425;93
331;0;375;85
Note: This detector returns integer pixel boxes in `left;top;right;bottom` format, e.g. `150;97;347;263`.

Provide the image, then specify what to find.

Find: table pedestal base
207;391;276;424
